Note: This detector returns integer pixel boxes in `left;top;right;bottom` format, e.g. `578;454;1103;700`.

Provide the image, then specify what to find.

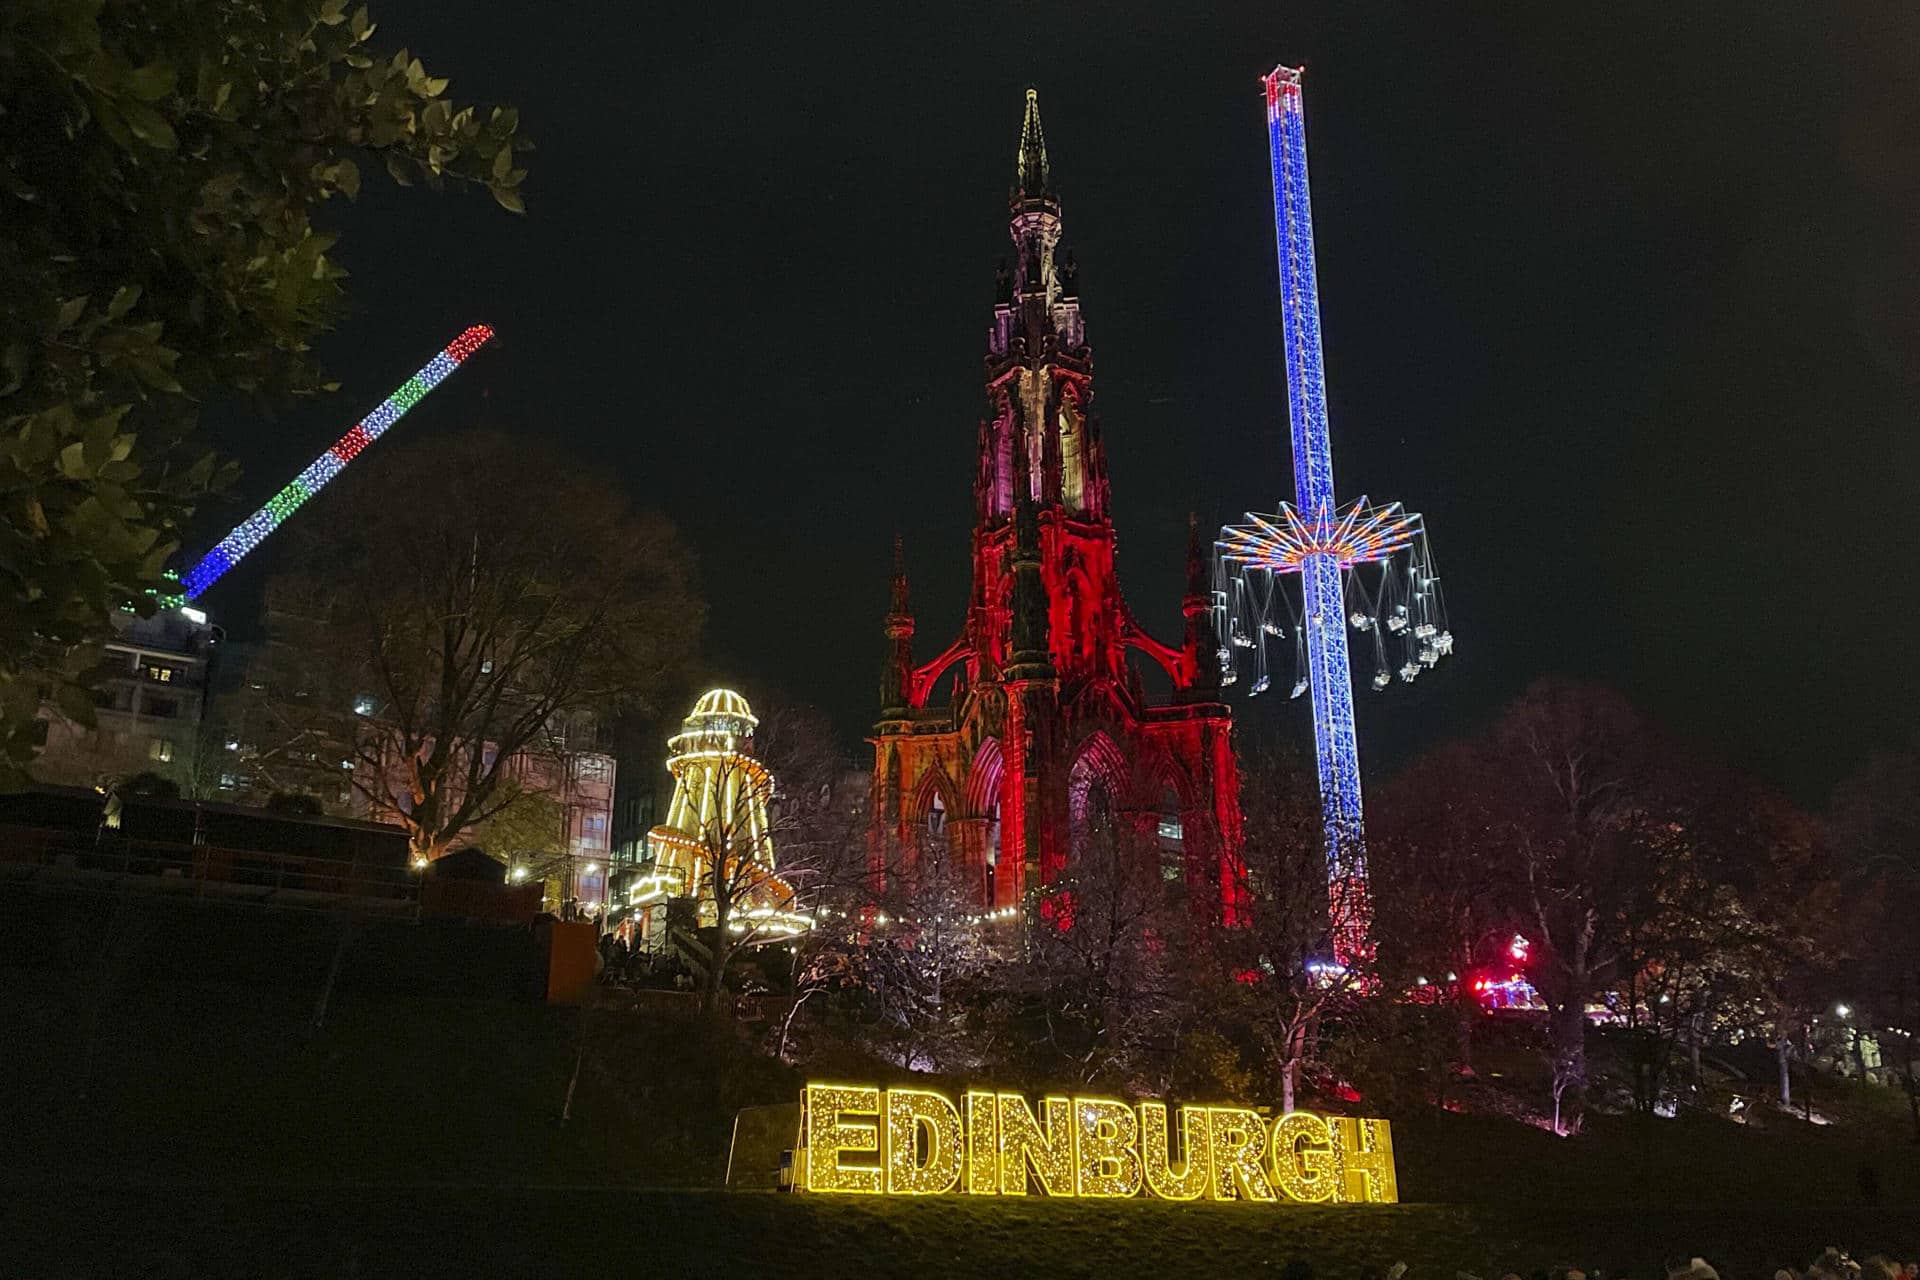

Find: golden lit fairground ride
627;690;808;942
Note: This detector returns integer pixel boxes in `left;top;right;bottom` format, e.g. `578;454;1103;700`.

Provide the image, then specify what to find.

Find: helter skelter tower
634;689;802;938
1216;67;1453;960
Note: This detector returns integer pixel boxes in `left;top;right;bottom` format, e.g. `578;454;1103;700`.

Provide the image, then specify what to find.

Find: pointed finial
1015;87;1052;202
889;534;910;616
1186;511;1208;595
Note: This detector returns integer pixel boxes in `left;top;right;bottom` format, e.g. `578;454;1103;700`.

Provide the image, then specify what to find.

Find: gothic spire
1181;512;1222;698
881;535;915;718
1185;511;1208;598
1013;88;1054;207
888;534;911;616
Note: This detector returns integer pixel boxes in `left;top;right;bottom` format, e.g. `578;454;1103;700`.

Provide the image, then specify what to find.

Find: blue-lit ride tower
1216;66;1452;960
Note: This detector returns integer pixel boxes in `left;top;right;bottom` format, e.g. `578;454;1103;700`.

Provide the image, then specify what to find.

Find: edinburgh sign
795;1082;1397;1204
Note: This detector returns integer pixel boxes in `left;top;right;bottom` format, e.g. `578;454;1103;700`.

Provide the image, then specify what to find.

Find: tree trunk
407;829;443;868
700;894;733;1019
75;891;132;1103
1280;1017;1308;1113
776;988;817;1064
1903;1043;1919;1145
1904;964;1920;1144
1776;1035;1792;1110
1551;997;1588;1135
1456;993;1477;1077
700;935;731;1019
309;911;355;1033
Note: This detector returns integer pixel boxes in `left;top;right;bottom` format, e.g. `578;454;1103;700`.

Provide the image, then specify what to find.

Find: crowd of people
1387;1251;1920;1280
595;931;695;991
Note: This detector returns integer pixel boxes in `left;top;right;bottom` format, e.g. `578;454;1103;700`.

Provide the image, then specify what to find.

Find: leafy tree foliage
0;0;528;782
463;783;567;875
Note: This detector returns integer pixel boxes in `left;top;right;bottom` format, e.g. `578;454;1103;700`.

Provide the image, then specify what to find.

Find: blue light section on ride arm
1266;67;1367;901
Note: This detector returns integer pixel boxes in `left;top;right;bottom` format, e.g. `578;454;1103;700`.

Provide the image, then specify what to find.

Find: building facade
33;605;221;793
871;92;1243;918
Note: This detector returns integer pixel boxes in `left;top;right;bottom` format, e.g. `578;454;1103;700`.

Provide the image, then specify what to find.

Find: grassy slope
2;982;1916;1276
6;1190;1916;1278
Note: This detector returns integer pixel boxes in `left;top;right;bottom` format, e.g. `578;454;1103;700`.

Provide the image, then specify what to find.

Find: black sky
199;2;1920;803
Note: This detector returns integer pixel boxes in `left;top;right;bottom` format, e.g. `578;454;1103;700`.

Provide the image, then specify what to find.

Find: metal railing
0;822;420;909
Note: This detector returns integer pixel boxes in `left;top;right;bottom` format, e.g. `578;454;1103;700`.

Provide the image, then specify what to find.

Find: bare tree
828;827;1001;1071
277;431;701;864
1479;678;1666;1134
1372;739;1514;1077
669;702;860;1018
1217;738;1365;1114
1831;752;1920;1140
1010;784;1197;1090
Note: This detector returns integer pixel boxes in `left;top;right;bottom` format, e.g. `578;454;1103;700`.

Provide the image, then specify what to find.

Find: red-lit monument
871;91;1243;919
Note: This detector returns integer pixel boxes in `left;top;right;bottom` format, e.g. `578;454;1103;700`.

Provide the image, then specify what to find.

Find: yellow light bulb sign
798;1082;1396;1204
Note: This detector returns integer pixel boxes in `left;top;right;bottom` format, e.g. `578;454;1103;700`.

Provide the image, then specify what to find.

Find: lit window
149;738;175;764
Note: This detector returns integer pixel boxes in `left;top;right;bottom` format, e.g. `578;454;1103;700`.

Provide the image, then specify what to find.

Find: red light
331;424;372;462
446;325;494;362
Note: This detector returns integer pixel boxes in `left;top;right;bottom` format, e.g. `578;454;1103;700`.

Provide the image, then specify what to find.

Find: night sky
198;3;1920;803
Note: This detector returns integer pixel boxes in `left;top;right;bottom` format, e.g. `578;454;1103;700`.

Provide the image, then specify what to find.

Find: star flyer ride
169;324;495;602
1216;67;1452;961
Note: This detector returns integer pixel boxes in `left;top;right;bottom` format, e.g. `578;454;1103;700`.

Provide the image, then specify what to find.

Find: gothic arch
1067;730;1129;835
908;762;960;828
964;738;1005;815
1133;737;1197;814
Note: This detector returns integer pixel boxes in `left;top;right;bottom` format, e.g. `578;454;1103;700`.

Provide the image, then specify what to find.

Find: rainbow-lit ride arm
177;325;493;600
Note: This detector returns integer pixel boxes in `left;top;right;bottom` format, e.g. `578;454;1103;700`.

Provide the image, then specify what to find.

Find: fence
0;822;420;911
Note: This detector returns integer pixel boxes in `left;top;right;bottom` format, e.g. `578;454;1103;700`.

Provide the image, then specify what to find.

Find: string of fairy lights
171;324;495;602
